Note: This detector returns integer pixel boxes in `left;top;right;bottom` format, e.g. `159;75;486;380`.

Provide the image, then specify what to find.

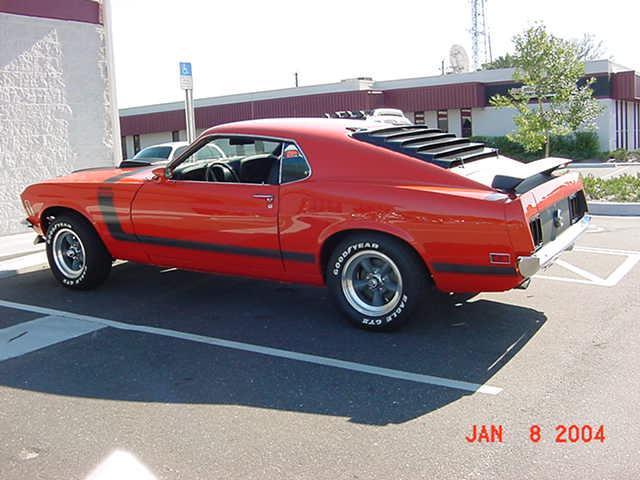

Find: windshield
133;146;173;159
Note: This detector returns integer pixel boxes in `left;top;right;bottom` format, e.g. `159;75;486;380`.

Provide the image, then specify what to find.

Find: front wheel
46;214;112;289
326;234;430;331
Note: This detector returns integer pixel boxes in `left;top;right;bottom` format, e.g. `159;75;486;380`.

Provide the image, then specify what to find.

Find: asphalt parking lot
1;216;639;479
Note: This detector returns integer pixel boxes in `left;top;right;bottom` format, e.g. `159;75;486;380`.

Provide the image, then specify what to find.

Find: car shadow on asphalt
0;263;547;425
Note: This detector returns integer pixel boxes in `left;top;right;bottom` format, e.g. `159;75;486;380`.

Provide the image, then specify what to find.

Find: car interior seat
239;154;278;184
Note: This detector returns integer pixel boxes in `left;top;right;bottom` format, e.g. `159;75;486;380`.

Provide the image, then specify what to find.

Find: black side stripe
73;166;115;174
97;189;315;263
282;251;316;262
98;189;138;242
432;263;517;276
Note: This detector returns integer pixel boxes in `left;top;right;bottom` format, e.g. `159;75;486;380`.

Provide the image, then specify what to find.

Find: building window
121;136;127;159
624;101;629;150
414;111;425;125
615;101;621;149
133;134;141;155
633;103;640;150
633;103;636;150
437;110;448;132
172;130;180;142
461;108;472;137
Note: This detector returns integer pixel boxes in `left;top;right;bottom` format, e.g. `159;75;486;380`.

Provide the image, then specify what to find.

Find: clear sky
111;0;640;109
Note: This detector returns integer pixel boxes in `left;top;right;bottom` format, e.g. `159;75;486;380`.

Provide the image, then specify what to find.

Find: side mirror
151;166;169;182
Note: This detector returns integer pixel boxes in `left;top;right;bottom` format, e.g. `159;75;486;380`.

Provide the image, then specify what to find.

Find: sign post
179;62;195;143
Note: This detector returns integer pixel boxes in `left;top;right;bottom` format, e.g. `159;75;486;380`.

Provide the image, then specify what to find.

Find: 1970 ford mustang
21;118;590;330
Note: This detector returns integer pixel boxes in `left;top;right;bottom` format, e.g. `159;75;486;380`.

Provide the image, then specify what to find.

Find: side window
171;136;284;184
280;144;311;184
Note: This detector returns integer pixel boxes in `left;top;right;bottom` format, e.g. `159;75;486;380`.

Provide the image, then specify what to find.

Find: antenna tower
470;0;492;70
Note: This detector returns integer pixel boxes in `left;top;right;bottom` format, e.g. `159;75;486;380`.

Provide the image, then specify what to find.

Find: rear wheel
326;233;430;331
46;215;111;289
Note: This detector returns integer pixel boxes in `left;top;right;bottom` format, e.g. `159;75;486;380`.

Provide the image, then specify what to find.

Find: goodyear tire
46;214;112;290
326;233;429;331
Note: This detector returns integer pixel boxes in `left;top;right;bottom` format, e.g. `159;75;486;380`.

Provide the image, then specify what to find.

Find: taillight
569;190;588;224
529;217;543;249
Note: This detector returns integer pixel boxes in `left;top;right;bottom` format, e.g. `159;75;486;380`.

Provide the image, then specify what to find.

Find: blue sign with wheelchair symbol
179;62;192;76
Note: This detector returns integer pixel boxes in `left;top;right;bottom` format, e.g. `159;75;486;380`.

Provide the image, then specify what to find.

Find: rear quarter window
281;145;310;183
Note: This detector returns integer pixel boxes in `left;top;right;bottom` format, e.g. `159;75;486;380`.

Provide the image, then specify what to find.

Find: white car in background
324;108;412;126
132;141;189;162
367;108;413;125
123;141;226;167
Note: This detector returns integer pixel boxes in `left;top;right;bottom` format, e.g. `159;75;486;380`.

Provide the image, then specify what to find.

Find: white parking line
0;299;502;395
0;315;104;362
535;246;640;287
554;259;604;283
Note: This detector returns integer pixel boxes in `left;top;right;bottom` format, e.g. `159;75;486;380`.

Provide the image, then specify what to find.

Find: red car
21;119;590;330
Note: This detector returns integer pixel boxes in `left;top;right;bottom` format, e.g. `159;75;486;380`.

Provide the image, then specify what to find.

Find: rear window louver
351;125;498;168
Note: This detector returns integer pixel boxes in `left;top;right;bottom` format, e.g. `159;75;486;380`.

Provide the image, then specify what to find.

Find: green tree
483;34;607;71
490;25;603;157
481;53;518;70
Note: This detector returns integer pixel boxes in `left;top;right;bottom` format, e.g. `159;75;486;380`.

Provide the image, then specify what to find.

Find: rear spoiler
491;157;571;194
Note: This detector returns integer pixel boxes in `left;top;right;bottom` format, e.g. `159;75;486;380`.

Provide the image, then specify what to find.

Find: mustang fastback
21;118;590;330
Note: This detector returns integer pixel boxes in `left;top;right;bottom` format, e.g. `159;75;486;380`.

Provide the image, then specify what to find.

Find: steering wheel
205;162;240;183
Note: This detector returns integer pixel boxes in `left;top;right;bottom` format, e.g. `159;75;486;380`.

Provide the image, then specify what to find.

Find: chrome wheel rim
52;228;86;279
341;250;403;316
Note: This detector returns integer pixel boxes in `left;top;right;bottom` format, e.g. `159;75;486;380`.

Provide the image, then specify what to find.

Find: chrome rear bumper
517;214;591;278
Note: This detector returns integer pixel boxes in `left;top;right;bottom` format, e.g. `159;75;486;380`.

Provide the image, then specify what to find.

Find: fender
36;198;97;234
315;219;430;267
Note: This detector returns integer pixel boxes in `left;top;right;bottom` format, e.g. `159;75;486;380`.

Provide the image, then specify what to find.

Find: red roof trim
383;82;485;111
121;90;381;136
0;0;101;25
612;71;640;101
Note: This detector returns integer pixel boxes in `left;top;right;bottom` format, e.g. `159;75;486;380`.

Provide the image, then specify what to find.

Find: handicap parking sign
179;62;192;76
179;62;193;89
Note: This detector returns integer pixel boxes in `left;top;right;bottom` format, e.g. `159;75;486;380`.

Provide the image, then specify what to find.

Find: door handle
252;194;274;203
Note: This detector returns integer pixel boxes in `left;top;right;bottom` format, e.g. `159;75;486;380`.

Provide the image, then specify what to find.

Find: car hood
44;166;156;185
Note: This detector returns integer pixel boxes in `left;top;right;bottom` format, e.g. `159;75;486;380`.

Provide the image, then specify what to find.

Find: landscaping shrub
582;174;640;202
604;149;640;161
472;131;601;162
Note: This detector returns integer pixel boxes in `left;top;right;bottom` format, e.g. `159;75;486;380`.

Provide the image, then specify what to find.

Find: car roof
202;118;370;140
140;141;188;149
203;118;497;170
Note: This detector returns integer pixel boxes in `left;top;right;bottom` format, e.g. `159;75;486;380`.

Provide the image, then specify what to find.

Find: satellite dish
449;45;470;73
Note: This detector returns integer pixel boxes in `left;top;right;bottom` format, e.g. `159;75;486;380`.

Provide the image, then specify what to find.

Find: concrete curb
0;252;48;280
569;162;640;168
0;232;44;261
588;201;640;216
0;245;45;263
